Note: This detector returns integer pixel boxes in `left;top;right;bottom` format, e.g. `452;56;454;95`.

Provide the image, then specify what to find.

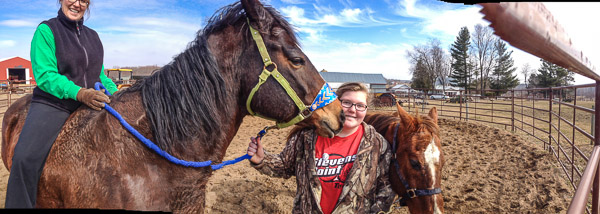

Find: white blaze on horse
364;104;445;214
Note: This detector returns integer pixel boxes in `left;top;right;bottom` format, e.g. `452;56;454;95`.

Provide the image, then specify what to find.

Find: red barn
0;56;35;84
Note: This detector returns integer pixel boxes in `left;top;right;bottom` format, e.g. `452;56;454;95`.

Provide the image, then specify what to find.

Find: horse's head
202;0;343;137
391;104;445;214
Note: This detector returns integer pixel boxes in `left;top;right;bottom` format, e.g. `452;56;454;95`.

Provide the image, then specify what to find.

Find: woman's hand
76;88;110;111
247;136;265;164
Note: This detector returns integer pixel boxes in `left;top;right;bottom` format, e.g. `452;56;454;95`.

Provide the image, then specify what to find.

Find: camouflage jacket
251;122;395;213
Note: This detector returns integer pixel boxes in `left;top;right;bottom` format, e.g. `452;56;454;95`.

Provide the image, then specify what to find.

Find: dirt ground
204;115;573;213
0;108;574;213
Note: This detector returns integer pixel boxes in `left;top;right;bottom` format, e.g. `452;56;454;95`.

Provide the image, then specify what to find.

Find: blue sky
1;1;599;84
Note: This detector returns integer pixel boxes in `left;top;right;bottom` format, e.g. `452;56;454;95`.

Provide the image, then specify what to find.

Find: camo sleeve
370;133;395;213
249;131;304;179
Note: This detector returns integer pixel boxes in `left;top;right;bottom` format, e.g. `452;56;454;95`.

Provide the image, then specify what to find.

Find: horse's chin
316;120;342;138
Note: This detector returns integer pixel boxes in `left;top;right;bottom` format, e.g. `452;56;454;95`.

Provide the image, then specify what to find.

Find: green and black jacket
31;9;117;113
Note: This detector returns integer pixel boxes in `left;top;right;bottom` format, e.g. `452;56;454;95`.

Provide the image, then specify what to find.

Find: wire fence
371;83;599;213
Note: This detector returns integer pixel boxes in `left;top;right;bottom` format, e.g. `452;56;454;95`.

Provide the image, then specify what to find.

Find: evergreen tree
489;40;519;94
533;59;575;88
527;72;539;89
529;59;575;98
449;26;471;92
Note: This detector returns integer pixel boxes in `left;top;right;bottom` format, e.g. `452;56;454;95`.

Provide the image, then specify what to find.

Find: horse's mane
203;2;299;46
365;111;440;138
121;2;299;150
363;112;401;136
418;114;439;136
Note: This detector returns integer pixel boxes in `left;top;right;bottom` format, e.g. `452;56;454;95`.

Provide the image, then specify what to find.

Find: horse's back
2;94;32;171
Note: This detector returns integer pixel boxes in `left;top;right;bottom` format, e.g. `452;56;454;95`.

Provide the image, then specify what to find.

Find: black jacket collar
57;9;84;32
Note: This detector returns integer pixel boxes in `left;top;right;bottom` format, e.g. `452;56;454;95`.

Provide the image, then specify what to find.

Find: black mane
122;2;298;150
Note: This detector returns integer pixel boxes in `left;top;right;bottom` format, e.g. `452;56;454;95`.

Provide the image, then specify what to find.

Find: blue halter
256;82;336;139
309;82;337;111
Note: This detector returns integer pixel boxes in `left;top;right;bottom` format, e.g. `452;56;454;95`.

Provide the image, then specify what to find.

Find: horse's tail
2;94;32;171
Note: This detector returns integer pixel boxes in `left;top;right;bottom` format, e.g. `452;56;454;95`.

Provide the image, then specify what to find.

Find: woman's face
339;91;368;130
61;0;88;21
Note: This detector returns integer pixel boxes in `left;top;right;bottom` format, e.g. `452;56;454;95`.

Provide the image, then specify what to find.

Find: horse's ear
241;0;271;30
428;107;438;124
396;102;413;127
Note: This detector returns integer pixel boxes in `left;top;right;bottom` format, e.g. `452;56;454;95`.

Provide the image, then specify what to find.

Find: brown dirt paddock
0;106;573;213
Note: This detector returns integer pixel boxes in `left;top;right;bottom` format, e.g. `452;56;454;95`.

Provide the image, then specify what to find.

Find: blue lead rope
94;82;251;170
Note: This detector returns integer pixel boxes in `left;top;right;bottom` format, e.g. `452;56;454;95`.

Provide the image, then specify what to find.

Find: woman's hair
335;82;372;104
58;0;92;20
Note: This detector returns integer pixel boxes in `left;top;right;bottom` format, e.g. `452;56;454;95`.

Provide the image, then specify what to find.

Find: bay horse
364;104;444;214
1;0;344;212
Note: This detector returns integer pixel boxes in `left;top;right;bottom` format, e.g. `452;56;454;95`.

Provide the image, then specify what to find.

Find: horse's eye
290;57;304;67
409;159;421;170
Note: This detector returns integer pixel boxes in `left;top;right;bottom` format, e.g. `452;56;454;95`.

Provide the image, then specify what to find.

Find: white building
320;71;387;93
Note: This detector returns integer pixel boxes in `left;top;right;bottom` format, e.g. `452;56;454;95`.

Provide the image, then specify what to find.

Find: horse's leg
2;94;32;170
170;172;211;213
5;102;70;208
35;173;63;208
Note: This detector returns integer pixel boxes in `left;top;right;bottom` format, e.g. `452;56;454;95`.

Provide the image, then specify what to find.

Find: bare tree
471;24;498;95
466;50;478;94
406;38;448;93
406;44;434;90
433;44;452;94
520;63;531;88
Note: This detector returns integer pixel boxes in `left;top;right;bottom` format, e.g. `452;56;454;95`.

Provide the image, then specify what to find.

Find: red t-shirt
315;124;363;214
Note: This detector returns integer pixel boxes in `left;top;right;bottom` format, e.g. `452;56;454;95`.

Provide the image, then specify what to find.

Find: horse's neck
113;73;246;163
199;67;246;161
193;85;246;162
189;31;256;161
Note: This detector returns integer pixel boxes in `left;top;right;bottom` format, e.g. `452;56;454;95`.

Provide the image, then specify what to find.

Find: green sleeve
31;23;82;100
99;65;118;94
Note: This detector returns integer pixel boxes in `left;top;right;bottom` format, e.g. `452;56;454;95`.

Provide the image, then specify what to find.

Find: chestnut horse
364;104;444;214
1;0;343;212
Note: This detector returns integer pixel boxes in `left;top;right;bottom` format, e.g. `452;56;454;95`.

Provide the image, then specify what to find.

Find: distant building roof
391;84;411;89
320;72;386;84
0;56;28;62
514;83;527;90
435;85;463;91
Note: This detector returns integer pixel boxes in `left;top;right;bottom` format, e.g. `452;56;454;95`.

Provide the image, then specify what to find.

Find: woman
5;0;118;208
247;82;394;213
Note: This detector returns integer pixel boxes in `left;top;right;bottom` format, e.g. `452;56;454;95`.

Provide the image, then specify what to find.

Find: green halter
246;19;312;129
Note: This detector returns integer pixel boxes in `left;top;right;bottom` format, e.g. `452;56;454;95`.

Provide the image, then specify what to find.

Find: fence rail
0;80;35;113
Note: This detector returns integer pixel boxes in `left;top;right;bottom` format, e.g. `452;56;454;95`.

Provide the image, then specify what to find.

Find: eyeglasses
66;0;89;6
340;99;368;112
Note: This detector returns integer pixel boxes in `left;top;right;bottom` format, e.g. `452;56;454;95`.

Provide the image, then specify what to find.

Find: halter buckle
300;108;312;118
407;189;417;198
257;125;275;139
264;62;277;72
